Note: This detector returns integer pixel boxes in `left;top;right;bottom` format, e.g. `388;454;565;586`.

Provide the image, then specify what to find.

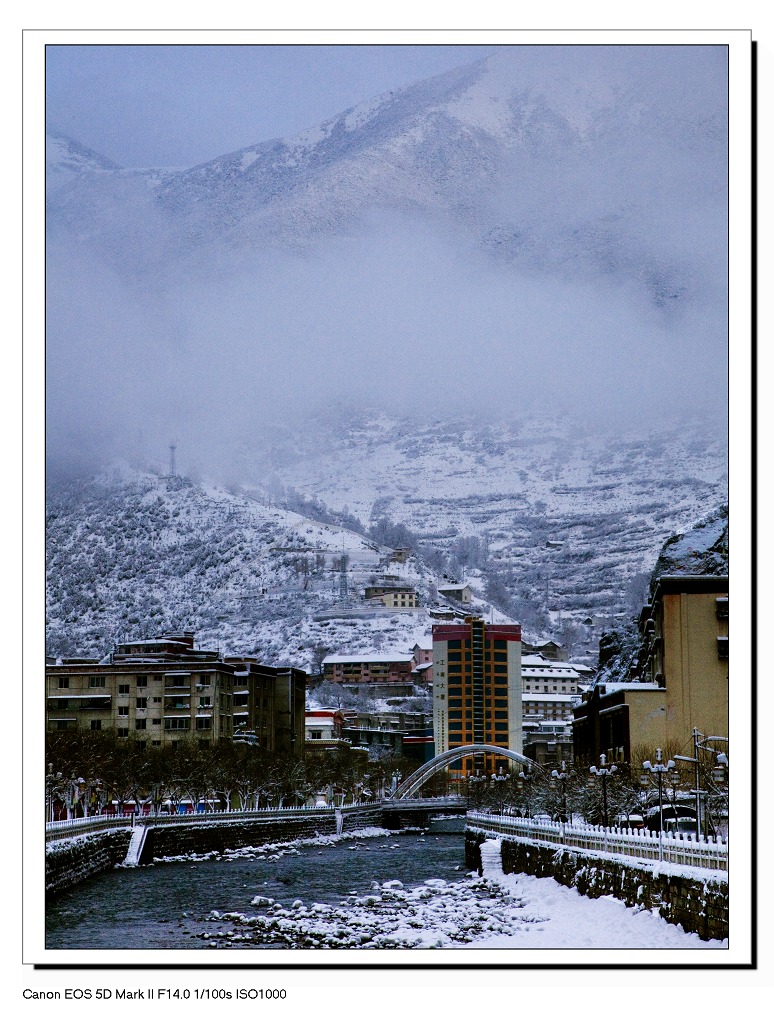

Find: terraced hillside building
432;618;522;775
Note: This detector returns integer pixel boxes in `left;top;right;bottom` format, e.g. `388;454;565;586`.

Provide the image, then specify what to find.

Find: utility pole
169;442;177;477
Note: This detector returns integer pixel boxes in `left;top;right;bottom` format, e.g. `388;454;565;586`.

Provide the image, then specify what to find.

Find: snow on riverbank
153;826;392;864
194;838;724;950
465;840;727;948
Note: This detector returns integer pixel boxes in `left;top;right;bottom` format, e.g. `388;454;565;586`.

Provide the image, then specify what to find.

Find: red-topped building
432;618;522;775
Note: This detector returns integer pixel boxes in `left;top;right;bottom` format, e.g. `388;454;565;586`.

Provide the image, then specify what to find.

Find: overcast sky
46;44;500;168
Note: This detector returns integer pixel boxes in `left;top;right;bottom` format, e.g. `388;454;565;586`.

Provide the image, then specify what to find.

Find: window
58;677;69;689
118;706;128;717
152;718;161;725
118;684;130;695
310;730;322;739
153;674;163;681
717;636;728;660
137;675;148;687
199;696;213;708
199;674;210;686
90;720;102;731
136;697;147;709
89;676;106;688
195;718;210;731
135;719;147;730
164;718;189;731
117;728;129;737
152;740;161;747
135;741;146;749
54;720;72;731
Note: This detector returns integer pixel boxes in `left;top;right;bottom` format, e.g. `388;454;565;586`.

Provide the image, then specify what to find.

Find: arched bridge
391;744;539;800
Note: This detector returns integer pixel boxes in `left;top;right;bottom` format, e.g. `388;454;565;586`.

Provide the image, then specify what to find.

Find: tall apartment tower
432;618;522;775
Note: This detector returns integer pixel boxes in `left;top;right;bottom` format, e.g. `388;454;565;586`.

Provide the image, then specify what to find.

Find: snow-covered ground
190;834;724;950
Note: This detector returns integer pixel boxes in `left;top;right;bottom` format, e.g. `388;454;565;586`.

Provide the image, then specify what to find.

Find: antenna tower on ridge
169;442;177;477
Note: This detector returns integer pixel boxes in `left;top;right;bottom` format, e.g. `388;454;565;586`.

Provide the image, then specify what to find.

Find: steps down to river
122;824;148;867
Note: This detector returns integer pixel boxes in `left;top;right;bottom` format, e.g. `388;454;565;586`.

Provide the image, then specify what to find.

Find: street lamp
673;730;728;839
589;754;617;828
490;771;510;815
517;767;535;818
45;765;63;823
551;761;569;823
467;771;487;809
642;748;676;860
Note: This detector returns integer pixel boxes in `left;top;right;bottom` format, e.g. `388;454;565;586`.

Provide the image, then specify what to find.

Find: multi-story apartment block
46;633;234;747
46;633;307;756
226;658;306;756
322;653;416;694
432;617;522;775
573;575;729;764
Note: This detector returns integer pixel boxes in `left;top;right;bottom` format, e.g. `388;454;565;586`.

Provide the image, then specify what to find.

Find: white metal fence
468;811;728;872
45;801;384;841
45;814;134;841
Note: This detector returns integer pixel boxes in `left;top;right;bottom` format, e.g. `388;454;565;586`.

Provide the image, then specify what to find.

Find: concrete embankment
46;829;134;897
46;807;385;896
466;827;728;942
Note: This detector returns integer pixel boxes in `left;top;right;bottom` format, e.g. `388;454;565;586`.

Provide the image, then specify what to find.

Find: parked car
644;806;699;834
614;813;646;831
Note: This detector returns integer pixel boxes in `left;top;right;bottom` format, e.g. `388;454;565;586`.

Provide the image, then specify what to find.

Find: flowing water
46;821;467;950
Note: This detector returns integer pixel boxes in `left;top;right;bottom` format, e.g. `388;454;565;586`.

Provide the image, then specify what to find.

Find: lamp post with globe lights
642;748;676;860
672;731;727;839
589;754;617;829
518;766;535;818
490;770;510;815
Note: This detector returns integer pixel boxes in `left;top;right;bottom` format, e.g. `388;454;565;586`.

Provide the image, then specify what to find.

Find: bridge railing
468;811;728;873
45;814;134;841
45;801;387;841
382;796;466;808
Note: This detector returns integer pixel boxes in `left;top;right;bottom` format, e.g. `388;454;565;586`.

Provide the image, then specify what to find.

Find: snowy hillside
238;410;727;648
45;127;123;194
45;407;728;670
45;467;499;667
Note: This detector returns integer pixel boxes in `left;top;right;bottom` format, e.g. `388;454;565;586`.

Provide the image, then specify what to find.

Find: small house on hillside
436;583;472;605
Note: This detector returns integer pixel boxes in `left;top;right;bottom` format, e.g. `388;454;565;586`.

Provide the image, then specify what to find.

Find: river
46;820;469;950
46;819;725;951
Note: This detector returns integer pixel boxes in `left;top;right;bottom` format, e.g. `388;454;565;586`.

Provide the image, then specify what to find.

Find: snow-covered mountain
45;127;123;194
46;45;727;299
44;46;729;667
45;409;727;670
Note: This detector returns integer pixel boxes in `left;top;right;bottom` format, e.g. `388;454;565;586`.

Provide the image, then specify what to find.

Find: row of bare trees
45;730;410;819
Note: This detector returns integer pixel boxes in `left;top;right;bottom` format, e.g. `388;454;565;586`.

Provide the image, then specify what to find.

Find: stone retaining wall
46;809;386;895
46;829;133;897
138;815;339;860
466;828;728;942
